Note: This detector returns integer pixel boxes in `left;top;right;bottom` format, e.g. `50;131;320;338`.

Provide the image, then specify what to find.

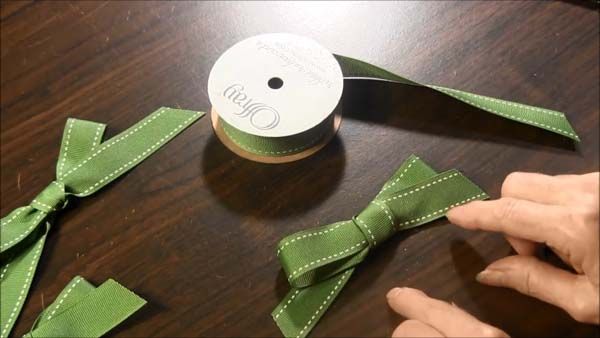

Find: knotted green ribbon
1;107;204;337
25;276;145;337
272;155;488;338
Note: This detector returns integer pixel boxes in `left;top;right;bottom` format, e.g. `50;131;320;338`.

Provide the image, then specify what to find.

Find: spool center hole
268;77;283;89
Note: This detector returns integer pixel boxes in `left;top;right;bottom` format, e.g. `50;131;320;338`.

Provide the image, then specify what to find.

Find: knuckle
479;326;507;338
521;268;532;295
501;172;524;196
580;203;599;227
566;208;594;235
495;198;520;223
509;257;540;297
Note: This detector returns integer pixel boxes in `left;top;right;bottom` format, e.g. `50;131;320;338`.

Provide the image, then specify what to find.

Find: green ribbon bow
1;107;204;337
25;276;146;337
272;155;489;338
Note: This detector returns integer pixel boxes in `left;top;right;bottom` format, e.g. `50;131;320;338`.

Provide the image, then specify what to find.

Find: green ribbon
219;55;579;158
25;276;146;338
335;54;579;142
1;107;204;337
219;115;336;157
272;155;489;338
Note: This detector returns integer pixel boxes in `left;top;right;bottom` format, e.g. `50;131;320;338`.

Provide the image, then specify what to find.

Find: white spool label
208;33;344;137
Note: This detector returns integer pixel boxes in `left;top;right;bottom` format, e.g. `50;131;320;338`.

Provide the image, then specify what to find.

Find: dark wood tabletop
1;1;598;337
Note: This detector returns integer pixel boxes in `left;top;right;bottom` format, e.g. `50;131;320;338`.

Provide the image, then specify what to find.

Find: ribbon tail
335;54;580;141
57;119;107;181
62;107;205;196
0;233;47;338
36;276;96;324
1;208;48;255
273;269;354;338
25;278;146;338
377;154;438;197
427;85;580;141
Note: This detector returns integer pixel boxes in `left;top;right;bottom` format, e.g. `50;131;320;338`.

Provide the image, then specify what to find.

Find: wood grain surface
1;1;598;337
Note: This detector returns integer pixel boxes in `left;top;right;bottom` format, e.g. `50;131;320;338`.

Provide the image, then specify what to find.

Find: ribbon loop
57;119;107;181
278;219;368;289
31;182;67;213
273;155;489;338
1;107;204;337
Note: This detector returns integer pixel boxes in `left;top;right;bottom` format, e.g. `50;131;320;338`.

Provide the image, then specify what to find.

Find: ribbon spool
208;33;344;164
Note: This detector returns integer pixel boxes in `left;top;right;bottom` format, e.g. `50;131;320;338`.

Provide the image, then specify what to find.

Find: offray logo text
223;84;280;130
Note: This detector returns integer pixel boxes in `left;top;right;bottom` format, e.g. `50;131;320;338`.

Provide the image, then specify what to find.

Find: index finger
386;288;507;337
447;198;570;249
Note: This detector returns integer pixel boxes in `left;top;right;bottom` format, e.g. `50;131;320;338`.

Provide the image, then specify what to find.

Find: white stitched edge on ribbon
273;289;300;320
399;193;485;227
289;241;367;278
1;211;46;250
377;156;418;196
0;240;44;337
32;200;56;212
1;207;29;227
61;109;166;180
296;270;351;338
277;221;351;256
277;156;417;257
45;276;83;321
78;113;199;195
91;124;104;151
430;86;578;140
0;264;9;281
429;85;565;117
372;200;394;229
381;172;459;203
355;217;376;246
222;123;325;156
57;119;74;179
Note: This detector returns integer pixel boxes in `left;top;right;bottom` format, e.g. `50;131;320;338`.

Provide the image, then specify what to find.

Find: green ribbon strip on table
25;276;145;337
0;107;204;337
335;54;580;142
272;155;488;338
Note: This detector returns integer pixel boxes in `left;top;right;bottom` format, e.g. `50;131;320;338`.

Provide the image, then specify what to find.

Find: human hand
386;287;508;337
447;172;599;324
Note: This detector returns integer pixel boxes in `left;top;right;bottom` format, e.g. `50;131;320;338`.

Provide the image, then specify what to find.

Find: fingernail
386;287;403;299
476;270;501;284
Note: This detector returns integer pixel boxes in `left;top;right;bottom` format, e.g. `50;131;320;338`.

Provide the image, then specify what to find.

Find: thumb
476;255;599;324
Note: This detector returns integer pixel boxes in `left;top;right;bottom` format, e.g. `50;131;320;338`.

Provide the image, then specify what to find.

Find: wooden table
1;1;598;337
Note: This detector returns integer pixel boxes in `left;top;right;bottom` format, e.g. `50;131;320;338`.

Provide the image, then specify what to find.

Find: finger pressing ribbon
272;155;489;338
